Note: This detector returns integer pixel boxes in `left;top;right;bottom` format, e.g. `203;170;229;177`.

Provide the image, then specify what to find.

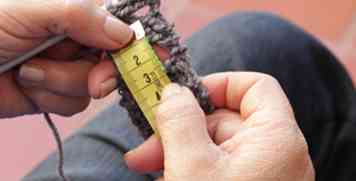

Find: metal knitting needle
0;4;108;75
0;35;67;75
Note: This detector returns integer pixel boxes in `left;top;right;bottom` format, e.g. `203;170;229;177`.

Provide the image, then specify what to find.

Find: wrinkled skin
125;72;315;181
0;0;133;117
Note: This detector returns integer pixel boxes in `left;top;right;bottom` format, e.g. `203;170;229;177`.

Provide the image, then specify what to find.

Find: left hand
0;0;133;118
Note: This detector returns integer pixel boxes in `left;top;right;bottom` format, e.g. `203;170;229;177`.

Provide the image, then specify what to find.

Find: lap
187;12;354;168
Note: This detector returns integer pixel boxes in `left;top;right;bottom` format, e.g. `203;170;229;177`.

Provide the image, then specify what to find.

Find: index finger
202;72;294;120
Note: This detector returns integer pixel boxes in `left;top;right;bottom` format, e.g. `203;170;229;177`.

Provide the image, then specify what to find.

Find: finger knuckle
45;0;70;34
156;95;204;135
156;100;195;120
157;105;195;128
157;89;199;118
61;0;94;32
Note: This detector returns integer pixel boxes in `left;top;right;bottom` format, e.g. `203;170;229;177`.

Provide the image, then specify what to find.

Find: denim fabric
23;12;355;181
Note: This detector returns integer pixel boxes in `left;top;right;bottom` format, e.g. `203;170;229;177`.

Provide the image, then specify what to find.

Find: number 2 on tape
111;21;171;135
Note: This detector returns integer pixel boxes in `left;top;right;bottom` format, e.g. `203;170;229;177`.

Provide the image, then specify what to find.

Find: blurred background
1;0;355;180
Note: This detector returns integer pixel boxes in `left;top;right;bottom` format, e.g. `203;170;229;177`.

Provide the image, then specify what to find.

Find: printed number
143;73;152;83
133;55;140;66
156;91;161;101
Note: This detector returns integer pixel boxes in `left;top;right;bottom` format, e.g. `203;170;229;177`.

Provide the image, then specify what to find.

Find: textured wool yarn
106;0;215;137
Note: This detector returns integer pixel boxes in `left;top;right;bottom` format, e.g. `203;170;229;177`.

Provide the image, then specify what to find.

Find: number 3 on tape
111;21;171;135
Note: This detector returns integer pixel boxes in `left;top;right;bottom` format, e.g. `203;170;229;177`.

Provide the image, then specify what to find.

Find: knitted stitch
105;0;215;138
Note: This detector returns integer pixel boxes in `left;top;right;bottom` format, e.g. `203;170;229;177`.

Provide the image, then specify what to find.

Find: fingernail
123;151;148;174
100;78;117;98
123;150;138;169
19;65;45;83
104;16;133;46
162;83;183;100
124;150;134;159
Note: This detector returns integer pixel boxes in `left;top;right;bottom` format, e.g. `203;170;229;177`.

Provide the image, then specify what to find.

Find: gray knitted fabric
105;0;215;138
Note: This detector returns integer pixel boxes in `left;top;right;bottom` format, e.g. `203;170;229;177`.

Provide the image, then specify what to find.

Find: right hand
125;72;315;181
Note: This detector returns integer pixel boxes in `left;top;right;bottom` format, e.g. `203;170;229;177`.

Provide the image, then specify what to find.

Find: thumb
60;0;134;49
6;0;133;49
156;84;213;159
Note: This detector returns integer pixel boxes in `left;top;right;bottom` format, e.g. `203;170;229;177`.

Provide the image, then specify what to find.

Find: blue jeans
23;12;355;181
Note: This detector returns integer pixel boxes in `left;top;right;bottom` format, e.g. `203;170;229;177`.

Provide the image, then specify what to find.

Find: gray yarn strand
107;0;215;137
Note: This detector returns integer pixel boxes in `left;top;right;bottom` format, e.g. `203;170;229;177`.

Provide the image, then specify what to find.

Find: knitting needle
0;4;108;75
0;35;67;75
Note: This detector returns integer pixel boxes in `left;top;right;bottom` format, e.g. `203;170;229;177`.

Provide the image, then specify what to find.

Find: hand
124;72;315;181
0;0;133;118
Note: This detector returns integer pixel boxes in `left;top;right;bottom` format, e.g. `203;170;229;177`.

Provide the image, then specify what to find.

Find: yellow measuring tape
111;21;171;135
